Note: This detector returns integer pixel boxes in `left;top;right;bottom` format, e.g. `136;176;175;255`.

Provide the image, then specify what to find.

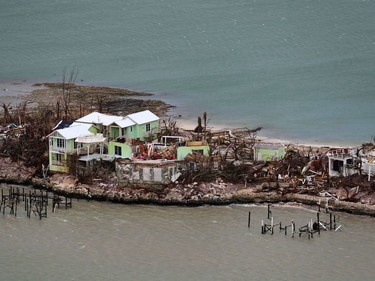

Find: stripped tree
61;66;79;119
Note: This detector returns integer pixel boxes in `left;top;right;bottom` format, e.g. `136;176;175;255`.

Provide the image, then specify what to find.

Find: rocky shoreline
1;82;375;217
2;157;375;217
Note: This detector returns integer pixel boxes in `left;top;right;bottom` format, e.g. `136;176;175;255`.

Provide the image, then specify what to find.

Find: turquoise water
1;0;375;145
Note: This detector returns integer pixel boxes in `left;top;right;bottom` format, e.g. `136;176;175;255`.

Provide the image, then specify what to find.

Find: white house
327;148;357;177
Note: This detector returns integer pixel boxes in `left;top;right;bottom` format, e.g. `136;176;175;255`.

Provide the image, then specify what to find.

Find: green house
108;141;132;159
111;110;160;141
253;144;285;161
48;110;160;173
75;112;123;139
76;110;160;141
48;123;97;172
177;141;210;161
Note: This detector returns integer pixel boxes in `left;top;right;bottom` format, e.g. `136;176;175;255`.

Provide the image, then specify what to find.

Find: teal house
253;144;285;161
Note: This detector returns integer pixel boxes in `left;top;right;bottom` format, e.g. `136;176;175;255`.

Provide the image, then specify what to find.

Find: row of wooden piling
0;186;73;220
247;202;342;239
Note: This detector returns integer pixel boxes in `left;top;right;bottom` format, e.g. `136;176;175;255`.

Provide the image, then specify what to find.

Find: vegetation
1;78;173;176
0;104;54;175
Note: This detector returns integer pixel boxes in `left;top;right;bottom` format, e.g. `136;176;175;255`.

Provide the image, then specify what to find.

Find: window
56;153;62;162
192;149;204;156
115;145;122;156
56;138;65;148
332;160;343;172
189;162;197;171
146;123;151;132
53;153;64;166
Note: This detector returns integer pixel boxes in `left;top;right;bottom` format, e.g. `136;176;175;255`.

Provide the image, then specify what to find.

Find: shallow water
1;0;375;144
1;184;375;281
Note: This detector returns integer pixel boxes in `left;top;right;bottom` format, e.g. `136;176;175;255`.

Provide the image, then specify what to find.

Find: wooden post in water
24;193;28;211
14;199;17;216
292;221;295;238
267;204;271;219
46;192;49;206
26;198;30;218
317;212;320;235
248;211;251;228
330;212;333;231
334;215;336;230
44;200;48;218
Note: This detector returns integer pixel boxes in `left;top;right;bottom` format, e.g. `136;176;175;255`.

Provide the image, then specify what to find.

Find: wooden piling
317;212;320;235
267;204;271;219
292;221;295;238
334;215;336;230
248;211;251;228
330;212;333;230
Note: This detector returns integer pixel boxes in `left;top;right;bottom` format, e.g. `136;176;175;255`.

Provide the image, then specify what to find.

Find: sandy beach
0;80;44;107
0;80;360;149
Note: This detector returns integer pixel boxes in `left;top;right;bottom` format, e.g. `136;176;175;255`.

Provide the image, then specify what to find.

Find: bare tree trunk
2;103;11;124
56;100;60;120
61;66;79;119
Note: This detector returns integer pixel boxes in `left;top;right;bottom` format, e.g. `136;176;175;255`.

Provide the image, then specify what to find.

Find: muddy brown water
1;183;375;281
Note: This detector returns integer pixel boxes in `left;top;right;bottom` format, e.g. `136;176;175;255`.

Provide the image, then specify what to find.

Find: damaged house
327;148;358;177
48;122;103;172
115;159;181;190
253;143;285;162
48;110;160;173
74;110;160;141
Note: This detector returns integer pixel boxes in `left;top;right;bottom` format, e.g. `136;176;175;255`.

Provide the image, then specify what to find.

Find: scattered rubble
2;83;375;214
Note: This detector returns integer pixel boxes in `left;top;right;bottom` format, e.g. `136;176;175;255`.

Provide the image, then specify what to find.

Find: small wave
112;219;127;226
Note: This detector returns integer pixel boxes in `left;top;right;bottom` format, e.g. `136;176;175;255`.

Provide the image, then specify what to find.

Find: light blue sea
1;0;375;145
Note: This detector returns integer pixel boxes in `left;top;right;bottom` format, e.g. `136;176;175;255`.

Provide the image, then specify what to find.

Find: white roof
54;123;94;139
75;112;123;126
127;110;159;125
75;133;106;144
115;117;136;128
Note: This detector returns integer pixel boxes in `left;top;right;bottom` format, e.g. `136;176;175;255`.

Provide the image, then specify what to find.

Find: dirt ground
23;82;174;118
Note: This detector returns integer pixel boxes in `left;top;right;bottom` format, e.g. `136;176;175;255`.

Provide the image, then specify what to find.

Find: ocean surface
1;183;375;281
1;0;375;145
